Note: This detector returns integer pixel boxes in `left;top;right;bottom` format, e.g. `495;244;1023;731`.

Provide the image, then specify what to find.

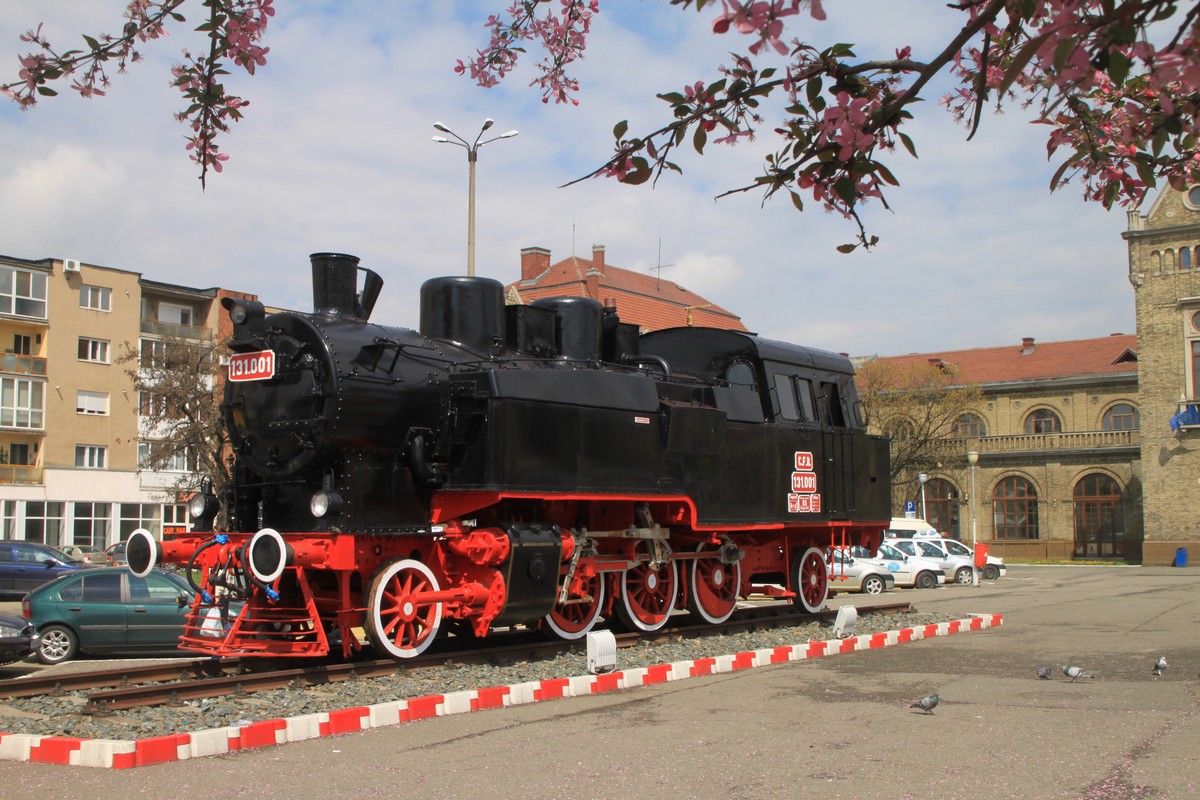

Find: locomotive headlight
221;296;266;343
310;491;344;519
189;491;220;520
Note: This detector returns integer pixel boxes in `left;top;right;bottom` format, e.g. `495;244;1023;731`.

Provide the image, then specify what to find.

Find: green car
22;567;195;665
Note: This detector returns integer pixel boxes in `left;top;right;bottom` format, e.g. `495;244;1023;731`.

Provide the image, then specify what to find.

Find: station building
1124;186;1200;566
867;335;1141;562
505;244;746;332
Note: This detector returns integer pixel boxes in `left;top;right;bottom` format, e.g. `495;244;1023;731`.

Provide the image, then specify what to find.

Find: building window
0;377;45;428
992;476;1039;539
75;445;107;469
163;503;189;533
119;503;163;540
138;440;194;472
1184;247;1194;270
23;501;65;547
1024;408;1062;434
140;338;167;369
78;337;110;363
924;478;960;537
73;502;111;548
1102;403;1139;430
80;284;112;312
157;302;194;326
0;266;48;318
1186;185;1200;210
1073;474;1124;558
76;390;109;416
951;412;987;439
12;334;32;355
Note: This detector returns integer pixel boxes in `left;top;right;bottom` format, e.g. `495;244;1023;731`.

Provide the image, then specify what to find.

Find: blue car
0;541;98;599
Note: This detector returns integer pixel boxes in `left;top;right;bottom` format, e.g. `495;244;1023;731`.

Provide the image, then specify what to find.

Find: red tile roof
506;247;747;332
872;334;1137;384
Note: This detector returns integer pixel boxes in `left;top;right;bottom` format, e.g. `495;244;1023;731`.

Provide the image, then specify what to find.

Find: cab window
893;541;917;557
774;373;799;420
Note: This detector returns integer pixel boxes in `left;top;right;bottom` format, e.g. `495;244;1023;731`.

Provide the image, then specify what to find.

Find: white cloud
0;1;1137;357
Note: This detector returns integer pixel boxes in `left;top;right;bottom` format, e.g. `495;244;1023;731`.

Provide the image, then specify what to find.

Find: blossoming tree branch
5;1;1199;250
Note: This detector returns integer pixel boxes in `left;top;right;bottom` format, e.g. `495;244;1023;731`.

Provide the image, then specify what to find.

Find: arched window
1102;403;1139;431
1183;247;1194;270
1024;408;1062;434
1073;474;1124;558
886;418;915;442
951;412;986;439
993;476;1039;540
924;478;960;537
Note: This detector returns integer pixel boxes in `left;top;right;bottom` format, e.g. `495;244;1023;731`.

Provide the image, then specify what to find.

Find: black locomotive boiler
127;252;891;659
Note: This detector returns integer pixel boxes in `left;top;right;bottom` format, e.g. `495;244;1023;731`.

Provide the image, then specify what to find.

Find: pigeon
1061;664;1092;682
910;693;939;714
1036;666;1053;680
1152;656;1168;677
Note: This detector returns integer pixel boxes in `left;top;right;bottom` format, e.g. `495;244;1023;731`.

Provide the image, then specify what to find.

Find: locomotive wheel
365;558;443;659
541;571;605;640
790;546;829;614
686;541;741;624
616;542;678;632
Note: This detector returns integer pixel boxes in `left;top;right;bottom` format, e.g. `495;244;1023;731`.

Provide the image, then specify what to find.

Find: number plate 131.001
228;350;275;382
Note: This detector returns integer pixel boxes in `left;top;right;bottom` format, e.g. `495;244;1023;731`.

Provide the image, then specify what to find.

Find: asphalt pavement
2;565;1198;799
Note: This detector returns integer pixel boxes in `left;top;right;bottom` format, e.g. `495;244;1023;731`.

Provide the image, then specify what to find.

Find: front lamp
310;491;344;519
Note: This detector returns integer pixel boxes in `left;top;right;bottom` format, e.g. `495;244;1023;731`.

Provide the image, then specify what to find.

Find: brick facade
1124;188;1200;566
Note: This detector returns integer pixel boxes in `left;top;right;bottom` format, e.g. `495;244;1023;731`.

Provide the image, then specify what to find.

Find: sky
0;1;1138;358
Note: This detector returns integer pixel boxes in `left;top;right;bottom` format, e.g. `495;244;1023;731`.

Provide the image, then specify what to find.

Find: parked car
927;537;1007;580
828;549;896;595
59;544;105;564
888;538;975;584
0;610;39;666
0;540;98;598
104;541;128;566
885;517;941;538
22;567;196;664
856;542;948;589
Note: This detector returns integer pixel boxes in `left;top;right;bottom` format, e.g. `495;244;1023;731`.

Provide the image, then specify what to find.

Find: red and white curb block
0;612;1002;769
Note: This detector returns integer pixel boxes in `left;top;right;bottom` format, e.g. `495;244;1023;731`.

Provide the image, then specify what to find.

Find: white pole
968;451;979;587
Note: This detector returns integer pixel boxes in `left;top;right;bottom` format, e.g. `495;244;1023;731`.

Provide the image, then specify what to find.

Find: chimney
1021;337;1035;354
591;244;605;272
520;246;551;282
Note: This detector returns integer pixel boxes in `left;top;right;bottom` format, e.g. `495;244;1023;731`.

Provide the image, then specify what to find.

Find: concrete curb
0;613;1003;769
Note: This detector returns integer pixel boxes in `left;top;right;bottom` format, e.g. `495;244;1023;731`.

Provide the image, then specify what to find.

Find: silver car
889;538;974;584
928;537;1007;580
828;549;896;595
858;542;947;590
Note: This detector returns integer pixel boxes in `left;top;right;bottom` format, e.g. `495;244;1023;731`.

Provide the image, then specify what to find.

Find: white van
885;517;940;538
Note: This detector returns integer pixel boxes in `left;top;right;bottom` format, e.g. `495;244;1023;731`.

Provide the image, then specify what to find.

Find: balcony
140;319;211;340
0;464;43;484
950;430;1139;456
0;353;47;376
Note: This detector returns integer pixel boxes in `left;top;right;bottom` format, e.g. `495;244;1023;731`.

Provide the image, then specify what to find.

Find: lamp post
918;473;928;521
967;451;979;586
432;119;519;277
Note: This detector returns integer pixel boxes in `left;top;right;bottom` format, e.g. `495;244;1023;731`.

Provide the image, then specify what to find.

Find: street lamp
967;451;979;587
918;473;928;521
432;119;519;276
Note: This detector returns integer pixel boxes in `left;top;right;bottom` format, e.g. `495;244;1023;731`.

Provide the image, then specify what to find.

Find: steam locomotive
127;253;891;659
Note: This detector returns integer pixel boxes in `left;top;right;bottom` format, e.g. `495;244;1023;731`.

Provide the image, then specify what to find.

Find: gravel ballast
0;609;964;742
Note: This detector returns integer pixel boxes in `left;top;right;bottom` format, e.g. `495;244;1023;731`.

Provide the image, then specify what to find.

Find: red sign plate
228;350;275;382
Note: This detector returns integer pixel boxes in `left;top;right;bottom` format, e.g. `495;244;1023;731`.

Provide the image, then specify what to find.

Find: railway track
0;600;912;713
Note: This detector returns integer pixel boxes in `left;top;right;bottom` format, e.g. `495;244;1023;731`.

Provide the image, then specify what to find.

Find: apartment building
0;253;246;551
